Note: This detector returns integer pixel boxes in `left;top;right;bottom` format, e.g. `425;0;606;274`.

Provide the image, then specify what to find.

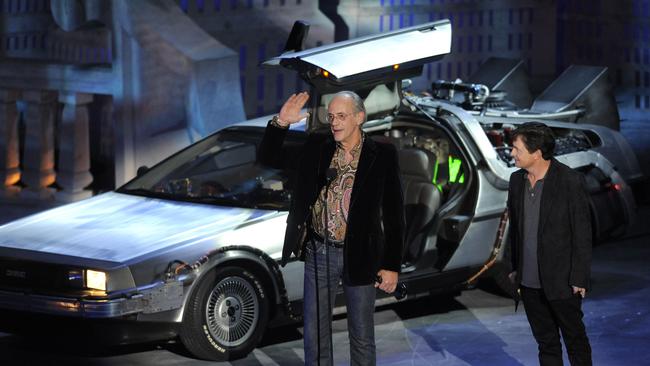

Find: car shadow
0;294;516;365
0;334;170;365
0;323;305;365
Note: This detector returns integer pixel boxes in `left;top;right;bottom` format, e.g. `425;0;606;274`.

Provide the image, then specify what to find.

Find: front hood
0;192;277;263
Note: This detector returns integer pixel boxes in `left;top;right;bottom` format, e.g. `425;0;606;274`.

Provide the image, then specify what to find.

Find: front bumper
0;280;184;318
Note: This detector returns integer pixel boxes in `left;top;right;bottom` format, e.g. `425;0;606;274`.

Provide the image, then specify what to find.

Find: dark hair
511;122;556;160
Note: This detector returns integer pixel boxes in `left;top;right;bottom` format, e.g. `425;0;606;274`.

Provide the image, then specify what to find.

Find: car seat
398;148;442;263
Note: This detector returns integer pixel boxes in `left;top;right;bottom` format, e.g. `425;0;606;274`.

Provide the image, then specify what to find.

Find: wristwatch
271;115;289;129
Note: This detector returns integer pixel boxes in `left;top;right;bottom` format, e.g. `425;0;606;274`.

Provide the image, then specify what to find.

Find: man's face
511;136;540;169
327;96;364;144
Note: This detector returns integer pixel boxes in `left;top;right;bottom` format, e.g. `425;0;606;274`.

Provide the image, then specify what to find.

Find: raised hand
278;92;310;125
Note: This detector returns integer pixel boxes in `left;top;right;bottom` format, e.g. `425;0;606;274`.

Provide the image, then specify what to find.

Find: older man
259;91;405;365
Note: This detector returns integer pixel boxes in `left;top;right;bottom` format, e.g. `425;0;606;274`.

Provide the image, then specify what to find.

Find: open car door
264;19;452;128
263;19;452;91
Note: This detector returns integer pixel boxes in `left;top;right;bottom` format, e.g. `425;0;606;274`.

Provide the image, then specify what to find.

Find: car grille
0;258;81;293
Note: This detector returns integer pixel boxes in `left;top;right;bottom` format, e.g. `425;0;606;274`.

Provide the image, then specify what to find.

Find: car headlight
85;269;107;291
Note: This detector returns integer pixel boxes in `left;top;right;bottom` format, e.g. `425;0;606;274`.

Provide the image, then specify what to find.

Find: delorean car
0;20;641;361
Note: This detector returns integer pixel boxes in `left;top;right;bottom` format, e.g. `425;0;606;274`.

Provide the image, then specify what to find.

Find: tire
180;266;269;361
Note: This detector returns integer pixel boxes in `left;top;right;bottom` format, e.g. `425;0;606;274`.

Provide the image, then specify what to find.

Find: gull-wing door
264;19;452;92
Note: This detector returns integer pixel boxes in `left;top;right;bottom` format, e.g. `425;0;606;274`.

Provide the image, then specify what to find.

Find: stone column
21;90;57;200
56;91;94;202
0;90;20;197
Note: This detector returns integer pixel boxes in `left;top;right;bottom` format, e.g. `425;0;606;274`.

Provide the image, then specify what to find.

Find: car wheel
180;266;269;361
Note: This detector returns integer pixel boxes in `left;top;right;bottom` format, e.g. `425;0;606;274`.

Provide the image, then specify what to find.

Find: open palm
278;92;310;124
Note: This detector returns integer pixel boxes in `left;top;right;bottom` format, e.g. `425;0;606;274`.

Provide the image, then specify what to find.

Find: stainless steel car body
0;191;291;318
402;97;638;268
409;97;638;230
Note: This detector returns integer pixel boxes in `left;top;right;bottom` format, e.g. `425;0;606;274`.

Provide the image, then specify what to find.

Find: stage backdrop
0;0;647;201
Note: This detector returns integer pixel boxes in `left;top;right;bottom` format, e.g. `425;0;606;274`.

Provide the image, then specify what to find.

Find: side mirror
137;166;149;177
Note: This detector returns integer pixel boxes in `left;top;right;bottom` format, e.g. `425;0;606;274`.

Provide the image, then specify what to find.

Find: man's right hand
277;92;310;126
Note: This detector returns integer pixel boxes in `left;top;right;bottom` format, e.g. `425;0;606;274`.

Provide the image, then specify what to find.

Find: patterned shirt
311;135;364;242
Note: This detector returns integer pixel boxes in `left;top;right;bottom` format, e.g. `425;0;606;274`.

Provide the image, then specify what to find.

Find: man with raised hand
259;91;405;366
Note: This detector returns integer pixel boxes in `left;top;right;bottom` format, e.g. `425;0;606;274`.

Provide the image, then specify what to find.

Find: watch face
271;115;288;128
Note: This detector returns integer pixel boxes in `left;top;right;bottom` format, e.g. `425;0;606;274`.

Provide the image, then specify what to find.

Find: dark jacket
259;122;406;286
508;158;592;300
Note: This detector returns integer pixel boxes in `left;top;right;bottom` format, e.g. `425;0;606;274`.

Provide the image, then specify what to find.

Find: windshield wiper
118;189;287;210
117;188;174;199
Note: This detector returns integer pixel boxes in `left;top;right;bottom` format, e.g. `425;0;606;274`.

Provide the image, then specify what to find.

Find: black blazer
508;158;592;300
259;123;406;286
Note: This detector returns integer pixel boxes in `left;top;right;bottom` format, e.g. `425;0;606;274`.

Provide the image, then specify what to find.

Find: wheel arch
180;246;290;323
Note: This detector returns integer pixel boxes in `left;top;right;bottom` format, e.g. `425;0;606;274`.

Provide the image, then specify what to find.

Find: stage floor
1;204;648;366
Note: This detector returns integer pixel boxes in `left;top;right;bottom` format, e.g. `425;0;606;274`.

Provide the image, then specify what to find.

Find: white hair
331;90;367;122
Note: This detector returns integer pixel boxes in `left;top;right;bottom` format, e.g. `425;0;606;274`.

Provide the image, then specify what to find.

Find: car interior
369;125;468;264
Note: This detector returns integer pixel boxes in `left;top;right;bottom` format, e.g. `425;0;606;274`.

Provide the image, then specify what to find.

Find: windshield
118;127;305;210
